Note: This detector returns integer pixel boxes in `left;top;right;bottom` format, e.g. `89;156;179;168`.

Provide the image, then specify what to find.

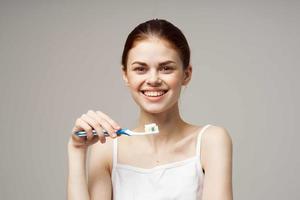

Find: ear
122;67;129;86
182;64;192;86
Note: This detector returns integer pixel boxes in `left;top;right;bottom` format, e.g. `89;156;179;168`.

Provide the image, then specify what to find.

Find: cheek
166;75;183;89
128;76;144;90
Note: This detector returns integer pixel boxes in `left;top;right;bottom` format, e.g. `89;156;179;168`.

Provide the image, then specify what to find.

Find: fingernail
112;133;117;137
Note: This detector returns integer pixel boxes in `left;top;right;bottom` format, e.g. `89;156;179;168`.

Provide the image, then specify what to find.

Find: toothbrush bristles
144;123;159;134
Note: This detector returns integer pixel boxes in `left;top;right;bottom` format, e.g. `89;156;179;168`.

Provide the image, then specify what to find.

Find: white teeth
143;90;166;97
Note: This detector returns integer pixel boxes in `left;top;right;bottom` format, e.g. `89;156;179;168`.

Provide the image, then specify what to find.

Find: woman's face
123;38;192;114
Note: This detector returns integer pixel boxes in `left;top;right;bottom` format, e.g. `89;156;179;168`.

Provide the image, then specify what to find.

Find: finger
71;133;86;146
86;110;107;137
72;118;93;141
86;134;99;146
99;135;106;144
89;112;117;138
98;117;117;138
86;110;113;140
81;114;100;141
96;111;121;130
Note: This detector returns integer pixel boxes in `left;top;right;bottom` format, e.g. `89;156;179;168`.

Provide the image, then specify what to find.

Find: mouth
140;90;168;98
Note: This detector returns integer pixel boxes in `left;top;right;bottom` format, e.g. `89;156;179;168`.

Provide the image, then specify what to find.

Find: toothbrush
74;123;159;137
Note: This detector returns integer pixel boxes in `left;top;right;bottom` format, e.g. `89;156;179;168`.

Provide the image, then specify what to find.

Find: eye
133;66;147;74
160;66;174;73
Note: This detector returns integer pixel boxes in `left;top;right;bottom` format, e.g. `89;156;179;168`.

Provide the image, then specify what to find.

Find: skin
67;37;233;200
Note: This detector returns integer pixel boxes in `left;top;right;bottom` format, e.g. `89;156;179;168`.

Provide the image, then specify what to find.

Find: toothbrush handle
74;129;109;137
74;129;129;137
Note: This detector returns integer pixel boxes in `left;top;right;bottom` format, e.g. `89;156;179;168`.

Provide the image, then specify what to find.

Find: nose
146;71;162;86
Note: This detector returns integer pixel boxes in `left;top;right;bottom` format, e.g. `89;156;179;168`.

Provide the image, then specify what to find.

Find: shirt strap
112;138;118;169
196;124;211;157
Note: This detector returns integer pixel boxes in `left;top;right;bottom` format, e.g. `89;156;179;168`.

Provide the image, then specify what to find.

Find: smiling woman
67;19;233;200
122;37;190;114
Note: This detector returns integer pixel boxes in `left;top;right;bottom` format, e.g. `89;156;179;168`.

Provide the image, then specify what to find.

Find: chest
117;135;198;169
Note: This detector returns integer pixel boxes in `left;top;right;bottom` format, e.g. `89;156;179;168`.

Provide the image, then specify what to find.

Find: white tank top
111;124;211;200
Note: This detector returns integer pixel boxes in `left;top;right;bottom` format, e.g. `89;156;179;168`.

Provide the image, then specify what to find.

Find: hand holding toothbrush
69;110;159;149
70;110;122;149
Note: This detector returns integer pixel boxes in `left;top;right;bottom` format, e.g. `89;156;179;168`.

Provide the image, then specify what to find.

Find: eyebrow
131;60;176;66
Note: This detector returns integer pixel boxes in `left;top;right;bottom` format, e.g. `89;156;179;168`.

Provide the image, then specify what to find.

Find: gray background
0;0;299;199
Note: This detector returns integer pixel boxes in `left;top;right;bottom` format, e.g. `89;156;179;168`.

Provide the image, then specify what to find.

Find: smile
141;90;168;97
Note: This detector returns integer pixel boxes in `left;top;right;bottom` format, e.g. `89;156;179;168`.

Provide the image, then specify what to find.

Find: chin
142;108;165;114
139;102;177;114
131;91;179;114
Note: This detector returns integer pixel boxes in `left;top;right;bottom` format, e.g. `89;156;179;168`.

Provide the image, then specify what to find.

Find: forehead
127;39;181;65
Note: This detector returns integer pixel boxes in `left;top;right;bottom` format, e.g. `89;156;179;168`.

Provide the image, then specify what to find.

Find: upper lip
141;90;168;93
141;89;168;91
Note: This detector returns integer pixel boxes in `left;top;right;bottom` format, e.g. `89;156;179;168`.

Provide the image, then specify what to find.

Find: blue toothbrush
74;123;159;137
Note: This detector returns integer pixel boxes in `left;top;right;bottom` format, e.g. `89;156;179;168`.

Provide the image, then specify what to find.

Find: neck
134;103;189;147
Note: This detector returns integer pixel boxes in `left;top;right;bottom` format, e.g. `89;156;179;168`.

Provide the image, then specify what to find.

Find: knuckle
108;128;115;134
94;123;102;130
96;111;104;116
89;120;97;127
86;126;92;132
98;118;105;125
73;125;81;133
112;122;119;128
71;127;78;133
87;110;94;114
100;136;106;143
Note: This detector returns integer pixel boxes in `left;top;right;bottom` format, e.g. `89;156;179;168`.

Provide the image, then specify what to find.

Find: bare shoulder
200;125;233;170
203;125;232;146
87;138;115;199
88;138;114;171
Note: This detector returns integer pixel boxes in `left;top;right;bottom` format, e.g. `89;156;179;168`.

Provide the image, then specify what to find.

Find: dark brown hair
121;19;190;71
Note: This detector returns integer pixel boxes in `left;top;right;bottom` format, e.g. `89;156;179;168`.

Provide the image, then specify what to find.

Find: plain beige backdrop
0;0;299;199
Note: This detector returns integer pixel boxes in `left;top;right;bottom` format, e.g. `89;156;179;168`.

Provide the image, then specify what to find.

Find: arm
87;139;113;200
67;110;120;200
67;141;90;200
67;139;113;200
201;126;233;200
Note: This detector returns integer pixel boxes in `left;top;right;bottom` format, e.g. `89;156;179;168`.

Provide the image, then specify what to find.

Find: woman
68;19;233;200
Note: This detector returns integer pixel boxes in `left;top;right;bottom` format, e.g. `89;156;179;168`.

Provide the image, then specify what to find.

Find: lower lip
141;91;167;102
